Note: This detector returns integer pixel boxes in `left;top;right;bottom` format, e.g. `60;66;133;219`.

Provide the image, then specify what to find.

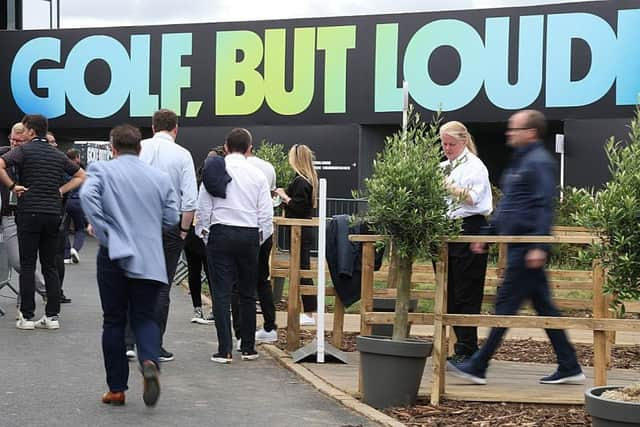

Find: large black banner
0;0;638;128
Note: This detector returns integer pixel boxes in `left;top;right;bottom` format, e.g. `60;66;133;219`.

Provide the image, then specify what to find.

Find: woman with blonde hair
439;120;492;363
274;144;318;325
440;120;478;156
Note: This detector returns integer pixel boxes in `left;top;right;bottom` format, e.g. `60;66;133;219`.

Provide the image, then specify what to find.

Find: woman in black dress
274;144;318;326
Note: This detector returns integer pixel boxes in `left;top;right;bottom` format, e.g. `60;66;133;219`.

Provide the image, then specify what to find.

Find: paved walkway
0;239;374;427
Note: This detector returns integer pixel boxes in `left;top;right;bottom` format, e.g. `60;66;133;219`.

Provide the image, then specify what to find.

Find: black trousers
155;225;185;347
184;228;211;308
232;235;277;336
300;226;317;313
447;215;489;356
55;224;66;294
17;212;62;318
207;224;259;355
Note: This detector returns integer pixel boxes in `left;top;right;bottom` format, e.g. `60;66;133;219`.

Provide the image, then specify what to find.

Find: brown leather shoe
141;360;160;407
101;391;125;405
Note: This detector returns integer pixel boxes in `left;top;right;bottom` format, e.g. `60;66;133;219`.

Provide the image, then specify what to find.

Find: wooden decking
300;353;638;405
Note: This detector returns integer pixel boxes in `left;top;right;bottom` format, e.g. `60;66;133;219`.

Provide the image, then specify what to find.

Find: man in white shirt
139;109;198;362
196;128;273;363
246;150;278;343
439;121;492;363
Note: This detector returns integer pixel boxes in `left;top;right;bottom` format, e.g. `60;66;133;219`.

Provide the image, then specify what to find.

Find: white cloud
23;0;598;29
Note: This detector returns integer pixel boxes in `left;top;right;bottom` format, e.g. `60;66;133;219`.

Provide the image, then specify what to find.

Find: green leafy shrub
255;140;295;189
549;187;594;270
362;107;461;339
575;109;640;312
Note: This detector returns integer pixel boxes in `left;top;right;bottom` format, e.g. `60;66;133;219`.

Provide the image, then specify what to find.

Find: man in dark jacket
448;110;585;386
0;114;85;330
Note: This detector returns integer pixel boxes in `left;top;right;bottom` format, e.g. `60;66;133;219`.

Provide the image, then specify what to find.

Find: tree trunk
392;252;414;341
387;241;399;289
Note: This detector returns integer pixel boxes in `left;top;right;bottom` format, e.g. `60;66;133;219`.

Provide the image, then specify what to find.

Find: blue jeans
207;224;259;355
96;246;161;392
63;198;86;258
470;248;580;373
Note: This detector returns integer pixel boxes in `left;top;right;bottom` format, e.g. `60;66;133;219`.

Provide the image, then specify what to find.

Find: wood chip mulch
272;330;639;425
383;399;590;426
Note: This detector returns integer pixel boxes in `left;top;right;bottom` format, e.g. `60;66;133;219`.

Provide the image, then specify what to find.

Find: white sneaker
300;313;316;326
70;248;80;263
63;258;73;264
35;315;60;330
191;307;214;325
16;313;35;330
255;328;278;343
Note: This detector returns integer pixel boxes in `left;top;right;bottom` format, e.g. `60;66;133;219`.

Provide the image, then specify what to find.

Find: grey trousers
1;216;46;305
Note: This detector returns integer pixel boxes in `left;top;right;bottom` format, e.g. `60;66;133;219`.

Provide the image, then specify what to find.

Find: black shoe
60;294;72;304
241;350;259;361
141;360;160;407
539;368;586;384
210;352;233;364
158;347;174;362
445;354;471;371
447;354;470;363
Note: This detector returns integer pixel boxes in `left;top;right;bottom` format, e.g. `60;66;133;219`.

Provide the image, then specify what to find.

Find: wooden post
360;242;375;337
605;294;615;369
332;295;345;349
287;225;302;351
431;244;448;405
447;326;456;356
592;259;607;386
497;242;508;278
358;241;375;394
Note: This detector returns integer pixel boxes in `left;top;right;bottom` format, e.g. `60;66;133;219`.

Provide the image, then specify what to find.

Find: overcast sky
22;0;594;29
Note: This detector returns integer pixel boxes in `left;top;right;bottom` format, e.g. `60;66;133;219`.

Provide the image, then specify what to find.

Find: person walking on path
274;144;318;326
247;147;279;343
63;149;87;265
439;121;493;362
448;110;585;385
139;109;198;362
186;157;215;325
0;114;85;330
196;128;273;363
81;124;179;407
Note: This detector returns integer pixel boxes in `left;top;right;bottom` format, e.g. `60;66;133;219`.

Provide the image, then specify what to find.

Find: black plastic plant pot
356;335;432;409
585;386;640;427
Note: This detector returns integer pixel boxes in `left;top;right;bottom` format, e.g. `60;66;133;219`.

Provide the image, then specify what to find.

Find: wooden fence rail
271;218;640;404
350;233;640;405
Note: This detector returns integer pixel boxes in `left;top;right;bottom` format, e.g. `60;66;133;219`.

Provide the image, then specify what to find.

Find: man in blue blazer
81;124;179;407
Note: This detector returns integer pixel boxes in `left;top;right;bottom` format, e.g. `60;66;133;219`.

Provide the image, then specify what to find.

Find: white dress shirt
195;153;273;243
440;147;493;219
247;156;276;191
140;132;198;212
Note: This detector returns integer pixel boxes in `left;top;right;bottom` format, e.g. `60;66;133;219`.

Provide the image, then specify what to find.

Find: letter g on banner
11;37;65;118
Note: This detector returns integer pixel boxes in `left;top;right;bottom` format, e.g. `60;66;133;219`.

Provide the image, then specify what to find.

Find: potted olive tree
576;110;640;426
355;108;460;408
